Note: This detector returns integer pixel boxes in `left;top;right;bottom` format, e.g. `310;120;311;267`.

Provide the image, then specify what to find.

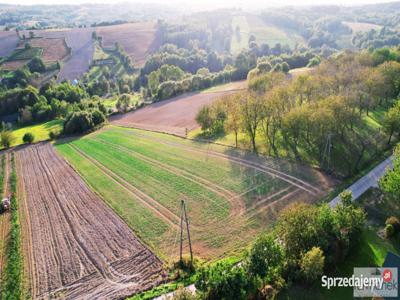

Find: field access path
330;155;394;207
16;143;165;300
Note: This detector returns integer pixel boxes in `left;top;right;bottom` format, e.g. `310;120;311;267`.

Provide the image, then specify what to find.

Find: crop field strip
0;154;9;291
57;127;332;259
16;143;164;299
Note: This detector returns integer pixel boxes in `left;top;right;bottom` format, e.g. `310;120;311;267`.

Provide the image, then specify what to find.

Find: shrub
22;132;34;144
63;110;106;134
247;234;284;282
385;216;400;233
170;287;196;300
385;224;395;238
116;94;131;113
300;247;325;283
0;131;14;148
28;57;46;73
196;262;250;300
49;130;58;141
64;111;94;134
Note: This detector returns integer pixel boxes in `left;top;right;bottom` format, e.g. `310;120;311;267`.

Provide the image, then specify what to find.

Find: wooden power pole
179;199;193;263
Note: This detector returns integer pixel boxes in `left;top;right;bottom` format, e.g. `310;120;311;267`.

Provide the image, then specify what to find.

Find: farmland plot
23;38;69;62
57;126;335;260
0;31;19;57
96;22;159;66
16;143;164;299
27;28;94;81
110;80;247;136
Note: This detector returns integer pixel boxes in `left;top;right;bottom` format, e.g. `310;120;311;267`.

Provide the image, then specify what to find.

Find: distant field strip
57;126;332;259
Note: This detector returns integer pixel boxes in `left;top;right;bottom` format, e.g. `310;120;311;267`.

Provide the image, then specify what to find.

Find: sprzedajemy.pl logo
321;267;398;298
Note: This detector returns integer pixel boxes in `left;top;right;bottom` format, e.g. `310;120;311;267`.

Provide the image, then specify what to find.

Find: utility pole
179;199;193;263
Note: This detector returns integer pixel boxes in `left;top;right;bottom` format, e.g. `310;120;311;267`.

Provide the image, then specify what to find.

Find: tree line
197;48;400;177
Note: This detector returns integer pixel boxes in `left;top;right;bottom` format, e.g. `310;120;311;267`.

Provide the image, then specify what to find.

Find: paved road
329;155;394;207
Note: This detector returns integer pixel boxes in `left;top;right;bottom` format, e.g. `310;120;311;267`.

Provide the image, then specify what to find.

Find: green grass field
231;15;304;55
9;119;63;148
55;126;327;260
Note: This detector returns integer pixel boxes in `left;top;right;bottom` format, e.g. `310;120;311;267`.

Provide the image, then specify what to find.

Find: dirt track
16;143;164;299
110;81;247;136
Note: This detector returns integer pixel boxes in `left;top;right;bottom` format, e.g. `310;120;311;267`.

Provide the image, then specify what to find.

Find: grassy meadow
55;126;327;260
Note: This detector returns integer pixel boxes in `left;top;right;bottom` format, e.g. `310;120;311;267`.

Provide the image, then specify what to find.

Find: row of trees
194;193;365;299
197;49;400;177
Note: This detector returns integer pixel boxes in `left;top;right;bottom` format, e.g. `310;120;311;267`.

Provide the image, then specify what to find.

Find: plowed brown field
110;81;247;136
25;28;94;81
97;22;159;66
22;38;69;62
0;31;19;57
16;143;164;299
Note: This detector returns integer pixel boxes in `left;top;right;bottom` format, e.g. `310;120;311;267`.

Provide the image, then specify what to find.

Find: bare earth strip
110;81;247;136
16;143;164;300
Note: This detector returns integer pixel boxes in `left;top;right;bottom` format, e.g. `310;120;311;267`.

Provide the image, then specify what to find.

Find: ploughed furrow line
94;137;246;217
16;151;37;299
0;153;10;290
116;129;322;195
68;144;180;228
16;143;164;300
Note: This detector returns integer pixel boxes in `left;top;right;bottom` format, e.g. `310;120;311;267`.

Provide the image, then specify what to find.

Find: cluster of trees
198;49;400;177
0;76;108;135
379;145;400;226
194;193;365;299
114;42;134;72
353;27;400;49
157;13;233;53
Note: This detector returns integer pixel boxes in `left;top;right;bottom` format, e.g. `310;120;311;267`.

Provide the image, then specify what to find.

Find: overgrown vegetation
193;192;365;299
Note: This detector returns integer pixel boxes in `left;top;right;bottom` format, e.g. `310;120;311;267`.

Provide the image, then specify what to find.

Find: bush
196;262;250;300
385;216;400;233
49;130;58;141
247;234;284;282
64;111;94;134
116;94;131;113
0;131;14;148
170;287;196;300
28;57;46;73
385;224;395;238
22;132;34;144
300;247;325;283
63;110;106;134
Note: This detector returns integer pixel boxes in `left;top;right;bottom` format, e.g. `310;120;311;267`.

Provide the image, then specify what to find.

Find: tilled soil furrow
16;143;164;300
